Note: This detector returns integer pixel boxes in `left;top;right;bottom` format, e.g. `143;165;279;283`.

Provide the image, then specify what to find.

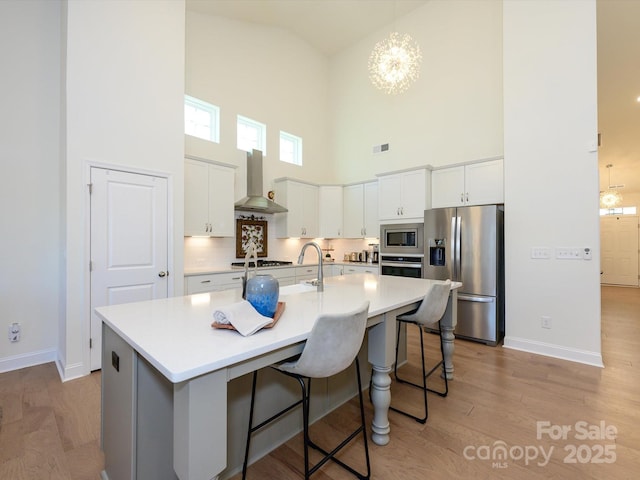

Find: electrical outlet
541;316;552;329
8;323;21;342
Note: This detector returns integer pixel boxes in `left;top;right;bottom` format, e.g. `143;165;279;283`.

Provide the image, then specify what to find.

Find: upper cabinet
274;179;319;238
184;158;235;237
343;181;379;238
431;158;503;208
318;185;343;238
377;168;431;221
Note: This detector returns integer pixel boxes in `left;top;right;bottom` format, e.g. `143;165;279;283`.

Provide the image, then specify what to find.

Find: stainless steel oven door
380;256;423;278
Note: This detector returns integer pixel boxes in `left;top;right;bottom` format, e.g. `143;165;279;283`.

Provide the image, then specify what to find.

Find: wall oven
380;222;424;277
380;255;423;278
380;223;424;255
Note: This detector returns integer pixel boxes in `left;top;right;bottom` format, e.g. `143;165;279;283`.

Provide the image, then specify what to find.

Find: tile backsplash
184;217;378;271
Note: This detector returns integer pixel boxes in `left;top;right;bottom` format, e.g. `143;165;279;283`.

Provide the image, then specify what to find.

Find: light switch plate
556;247;582;260
531;247;551;259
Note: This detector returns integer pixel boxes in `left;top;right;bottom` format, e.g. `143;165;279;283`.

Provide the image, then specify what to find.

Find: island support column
367;312;396;446
174;369;227;480
440;290;458;380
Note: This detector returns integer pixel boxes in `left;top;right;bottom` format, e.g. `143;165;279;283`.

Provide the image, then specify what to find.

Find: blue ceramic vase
245;274;279;318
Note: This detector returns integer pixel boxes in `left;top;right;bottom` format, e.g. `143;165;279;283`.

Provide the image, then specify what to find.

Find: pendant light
600;164;623;208
368;2;422;95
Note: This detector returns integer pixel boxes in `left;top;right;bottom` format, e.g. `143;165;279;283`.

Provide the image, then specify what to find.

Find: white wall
61;0;185;379
0;0;61;372
327;0;602;366
503;0;602;365
185;11;332;198
328;0;504;182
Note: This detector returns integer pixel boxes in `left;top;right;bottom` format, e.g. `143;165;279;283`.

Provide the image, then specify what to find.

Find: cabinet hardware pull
201;280;211;283
158;271;167;278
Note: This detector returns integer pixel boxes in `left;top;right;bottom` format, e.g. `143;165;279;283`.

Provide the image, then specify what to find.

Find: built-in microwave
380;223;424;256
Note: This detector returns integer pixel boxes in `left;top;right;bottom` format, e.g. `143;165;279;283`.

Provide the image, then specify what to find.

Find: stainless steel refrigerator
424;205;504;345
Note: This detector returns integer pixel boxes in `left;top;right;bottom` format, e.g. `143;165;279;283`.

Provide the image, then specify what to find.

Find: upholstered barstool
391;280;451;424
242;302;371;480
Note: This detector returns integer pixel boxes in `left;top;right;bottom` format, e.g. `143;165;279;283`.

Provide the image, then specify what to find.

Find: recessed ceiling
186;0;640;197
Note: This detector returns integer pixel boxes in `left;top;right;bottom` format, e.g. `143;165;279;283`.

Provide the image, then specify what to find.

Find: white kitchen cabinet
343;182;379;238
259;267;297;287
377;168;431;221
295;265;334;282
185;267;299;295
274;179;319;238
339;264;379;275
431;158;504;208
184;158;235;237
185;271;245;294
318;185;343;238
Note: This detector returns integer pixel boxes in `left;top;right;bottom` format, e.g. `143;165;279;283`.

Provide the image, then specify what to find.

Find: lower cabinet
296;265;334;282
339;264;379;275
185;272;244;294
185;265;340;295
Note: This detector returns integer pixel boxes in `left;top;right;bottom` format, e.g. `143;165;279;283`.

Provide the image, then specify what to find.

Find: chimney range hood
234;149;288;214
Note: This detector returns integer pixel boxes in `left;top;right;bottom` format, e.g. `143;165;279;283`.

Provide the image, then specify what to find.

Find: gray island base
97;274;460;480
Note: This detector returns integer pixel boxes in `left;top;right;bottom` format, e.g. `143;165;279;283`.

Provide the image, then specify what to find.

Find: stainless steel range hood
234;149;288;214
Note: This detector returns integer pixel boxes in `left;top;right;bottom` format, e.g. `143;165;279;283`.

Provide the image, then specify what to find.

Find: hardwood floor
1;286;638;479
0;363;103;479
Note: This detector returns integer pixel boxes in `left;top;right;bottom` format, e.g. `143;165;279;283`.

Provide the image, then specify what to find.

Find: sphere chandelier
600;163;623;209
368;32;422;95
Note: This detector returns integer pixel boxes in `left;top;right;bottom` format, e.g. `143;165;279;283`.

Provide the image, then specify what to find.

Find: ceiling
186;0;640;197
186;0;428;55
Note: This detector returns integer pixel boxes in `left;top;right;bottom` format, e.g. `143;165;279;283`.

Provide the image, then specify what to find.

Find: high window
280;131;303;166
184;95;219;143
237;115;266;154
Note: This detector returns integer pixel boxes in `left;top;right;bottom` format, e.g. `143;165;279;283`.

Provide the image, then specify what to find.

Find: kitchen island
96;274;460;480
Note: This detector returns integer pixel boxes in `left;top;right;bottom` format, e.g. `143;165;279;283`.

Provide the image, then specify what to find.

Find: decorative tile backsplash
184;226;375;271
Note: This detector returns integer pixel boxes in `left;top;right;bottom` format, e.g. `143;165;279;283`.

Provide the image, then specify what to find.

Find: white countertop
95;274;461;383
184;261;378;276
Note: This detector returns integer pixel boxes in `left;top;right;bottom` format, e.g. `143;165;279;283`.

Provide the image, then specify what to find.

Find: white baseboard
0;348;57;374
503;336;604;368
55;357;88;382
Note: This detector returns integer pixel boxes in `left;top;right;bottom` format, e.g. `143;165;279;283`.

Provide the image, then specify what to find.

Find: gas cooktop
231;260;293;268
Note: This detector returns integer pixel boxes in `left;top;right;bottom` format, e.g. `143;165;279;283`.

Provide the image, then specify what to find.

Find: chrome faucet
297;241;323;292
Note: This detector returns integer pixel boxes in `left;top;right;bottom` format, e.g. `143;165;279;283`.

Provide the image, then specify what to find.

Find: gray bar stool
391;280;451;424
242;301;371;480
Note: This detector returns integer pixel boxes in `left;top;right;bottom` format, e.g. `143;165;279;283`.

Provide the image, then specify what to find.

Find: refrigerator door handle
458;294;495;303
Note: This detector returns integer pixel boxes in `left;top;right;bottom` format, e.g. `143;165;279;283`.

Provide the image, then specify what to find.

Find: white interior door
90;168;169;370
600;215;639;286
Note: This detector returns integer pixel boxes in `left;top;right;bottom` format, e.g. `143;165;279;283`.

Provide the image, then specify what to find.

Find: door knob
158;271;168;278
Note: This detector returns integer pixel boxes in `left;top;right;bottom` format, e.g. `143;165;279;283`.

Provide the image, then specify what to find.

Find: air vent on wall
372;143;389;154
